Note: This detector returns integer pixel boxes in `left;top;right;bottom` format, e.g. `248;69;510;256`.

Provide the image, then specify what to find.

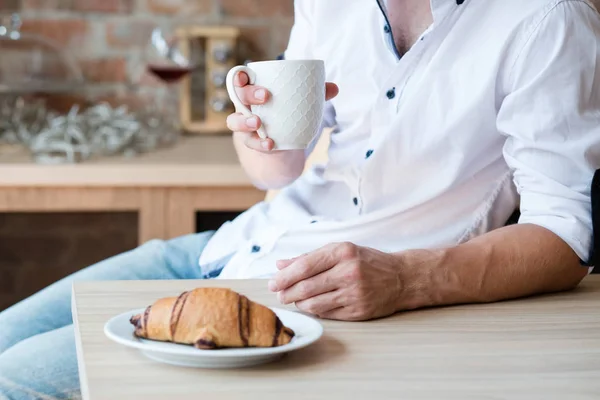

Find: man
0;0;598;398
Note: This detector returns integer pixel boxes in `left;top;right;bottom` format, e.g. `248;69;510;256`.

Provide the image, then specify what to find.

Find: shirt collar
431;0;459;23
376;0;458;26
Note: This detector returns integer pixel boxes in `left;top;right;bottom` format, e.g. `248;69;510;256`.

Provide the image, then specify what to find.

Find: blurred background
0;0;295;311
1;0;595;313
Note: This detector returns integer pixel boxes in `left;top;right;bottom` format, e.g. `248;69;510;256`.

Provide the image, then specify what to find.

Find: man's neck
386;0;433;55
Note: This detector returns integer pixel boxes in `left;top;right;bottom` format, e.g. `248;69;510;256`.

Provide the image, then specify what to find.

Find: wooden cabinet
0;136;266;244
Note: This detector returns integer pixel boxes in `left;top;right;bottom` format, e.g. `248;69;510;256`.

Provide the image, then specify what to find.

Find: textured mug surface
226;60;326;150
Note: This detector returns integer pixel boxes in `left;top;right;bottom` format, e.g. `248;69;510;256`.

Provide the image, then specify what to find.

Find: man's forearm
233;132;306;190
396;223;589;311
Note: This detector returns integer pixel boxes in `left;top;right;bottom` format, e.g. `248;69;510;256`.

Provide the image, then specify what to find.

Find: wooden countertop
0;136;254;187
72;276;600;400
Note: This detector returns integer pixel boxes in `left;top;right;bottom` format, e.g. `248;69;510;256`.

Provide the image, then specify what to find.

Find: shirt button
384;25;391;33
386;88;396;99
365;149;374;159
251;245;261;253
353;197;359;206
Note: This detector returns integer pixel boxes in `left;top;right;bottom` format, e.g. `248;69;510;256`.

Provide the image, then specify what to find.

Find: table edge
0;165;258;187
71;285;91;400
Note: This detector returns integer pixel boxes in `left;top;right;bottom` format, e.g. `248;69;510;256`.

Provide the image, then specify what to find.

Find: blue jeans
0;232;218;400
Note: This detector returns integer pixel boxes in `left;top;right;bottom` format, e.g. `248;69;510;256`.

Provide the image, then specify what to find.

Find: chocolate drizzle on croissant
129;287;295;349
273;317;282;347
238;294;250;347
196;338;217;349
129;306;151;338
170;290;189;338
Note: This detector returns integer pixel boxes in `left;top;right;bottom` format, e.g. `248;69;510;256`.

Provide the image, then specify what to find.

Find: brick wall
0;0;294;107
0;0;293;311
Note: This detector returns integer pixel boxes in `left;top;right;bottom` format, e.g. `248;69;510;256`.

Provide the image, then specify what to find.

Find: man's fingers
269;244;340;292
228;116;273;151
226;113;261;133
325;82;339;101
276;253;308;270
231;71;269;107
276;259;295;270
234;72;333;105
243;132;274;152
295;291;343;317
277;270;339;305
234;85;270;107
315;306;351;321
233;71;250;87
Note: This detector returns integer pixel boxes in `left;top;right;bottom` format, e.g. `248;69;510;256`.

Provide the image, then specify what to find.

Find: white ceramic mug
225;59;326;150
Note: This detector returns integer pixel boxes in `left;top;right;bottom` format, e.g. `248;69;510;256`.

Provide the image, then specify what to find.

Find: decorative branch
0;95;179;163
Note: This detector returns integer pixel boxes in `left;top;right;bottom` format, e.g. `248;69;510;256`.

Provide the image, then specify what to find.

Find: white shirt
200;0;600;279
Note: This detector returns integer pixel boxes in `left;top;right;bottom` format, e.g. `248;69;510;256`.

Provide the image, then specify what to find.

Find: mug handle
225;65;267;139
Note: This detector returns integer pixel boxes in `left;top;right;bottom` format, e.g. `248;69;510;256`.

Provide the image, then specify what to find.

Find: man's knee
137;238;169;258
0;376;75;400
0;326;81;400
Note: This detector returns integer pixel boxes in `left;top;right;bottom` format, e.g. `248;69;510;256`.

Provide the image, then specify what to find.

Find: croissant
129;287;295;349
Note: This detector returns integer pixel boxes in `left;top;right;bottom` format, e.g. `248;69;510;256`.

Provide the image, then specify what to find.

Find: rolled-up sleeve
497;1;600;264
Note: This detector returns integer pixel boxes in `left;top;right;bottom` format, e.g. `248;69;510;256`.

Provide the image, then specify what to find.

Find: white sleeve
497;1;600;264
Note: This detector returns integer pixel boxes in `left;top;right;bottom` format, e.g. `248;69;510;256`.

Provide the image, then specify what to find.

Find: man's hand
269;224;588;322
227;71;339;152
227;72;338;190
227;70;339;189
268;242;404;321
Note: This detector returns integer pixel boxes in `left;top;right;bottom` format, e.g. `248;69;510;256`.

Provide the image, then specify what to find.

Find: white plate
104;307;324;369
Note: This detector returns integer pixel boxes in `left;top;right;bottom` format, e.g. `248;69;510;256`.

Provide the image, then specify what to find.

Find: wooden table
72;276;600;400
0;136;265;244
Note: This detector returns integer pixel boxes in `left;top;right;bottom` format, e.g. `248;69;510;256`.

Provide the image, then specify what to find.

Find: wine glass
136;26;197;146
145;27;195;84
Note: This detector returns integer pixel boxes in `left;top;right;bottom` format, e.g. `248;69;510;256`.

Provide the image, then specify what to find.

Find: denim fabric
0;232;217;400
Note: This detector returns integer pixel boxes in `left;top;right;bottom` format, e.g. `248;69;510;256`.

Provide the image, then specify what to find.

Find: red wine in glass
147;65;193;84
